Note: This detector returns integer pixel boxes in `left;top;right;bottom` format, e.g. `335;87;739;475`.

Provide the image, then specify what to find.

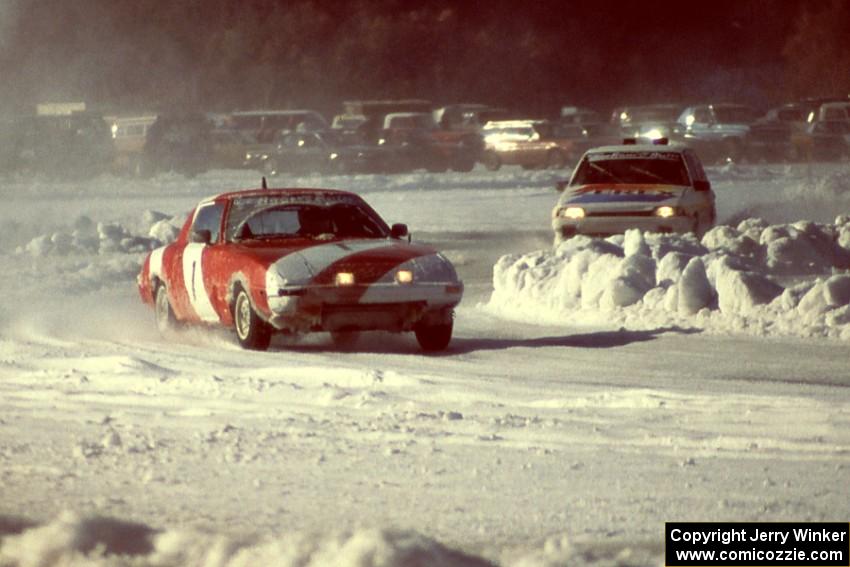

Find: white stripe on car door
182;243;220;323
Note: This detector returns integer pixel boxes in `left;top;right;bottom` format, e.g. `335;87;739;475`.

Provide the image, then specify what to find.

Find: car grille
585;210;655;217
321;301;427;332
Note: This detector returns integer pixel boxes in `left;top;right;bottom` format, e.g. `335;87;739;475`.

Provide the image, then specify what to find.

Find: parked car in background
107;114;157;175
745;104;808;162
379;112;481;172
792;120;850;161
247;130;404;175
611;104;685;143
209;127;257;169
434;103;511;131
138;187;463;351
227;109;328;143
551;140;715;244
11;105;113;178
143;112;214;177
807;101;850;124
677;103;760;163
339;99;433;144
480;119;578;170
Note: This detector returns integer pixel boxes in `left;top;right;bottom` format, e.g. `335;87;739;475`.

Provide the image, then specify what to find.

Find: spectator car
107;114;157;175
137;187;463;351
551;141;716;244
480;119;578;170
248;130;403;175
677;103;760;163
143;112;214;176
227;110;329;143
379;112;481;172
792;120;850;161
8;107;114;178
611;104;685;143
745;104;808;162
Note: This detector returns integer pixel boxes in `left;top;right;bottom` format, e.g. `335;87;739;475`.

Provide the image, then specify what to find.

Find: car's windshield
225;196;390;242
571;152;691;186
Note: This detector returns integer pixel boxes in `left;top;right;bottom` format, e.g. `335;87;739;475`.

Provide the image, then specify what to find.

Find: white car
551;142;716;245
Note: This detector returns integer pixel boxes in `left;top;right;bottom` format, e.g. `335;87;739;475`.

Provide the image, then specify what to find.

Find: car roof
230;110;323;116
200;187;359;206
584;144;689;155
482;119;544;129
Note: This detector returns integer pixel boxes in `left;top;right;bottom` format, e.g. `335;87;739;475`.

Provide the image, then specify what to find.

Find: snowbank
488;218;850;339
0;512;663;567
15;211;182;258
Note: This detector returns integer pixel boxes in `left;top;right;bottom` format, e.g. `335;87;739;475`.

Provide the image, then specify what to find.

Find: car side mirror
390;223;409;240
190;229;212;244
694;180;711;192
555;180;569;193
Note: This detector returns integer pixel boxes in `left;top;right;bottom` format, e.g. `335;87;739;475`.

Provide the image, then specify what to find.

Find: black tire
450;157;475;172
330;331;359;349
414;319;453;352
154;284;179;335
547;149;569;169
482;150;501;171
233;288;272;351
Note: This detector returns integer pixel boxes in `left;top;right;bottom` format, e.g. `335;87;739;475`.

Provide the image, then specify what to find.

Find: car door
181;202;225;324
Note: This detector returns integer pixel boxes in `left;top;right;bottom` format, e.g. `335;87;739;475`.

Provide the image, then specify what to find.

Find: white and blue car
551;142;716;245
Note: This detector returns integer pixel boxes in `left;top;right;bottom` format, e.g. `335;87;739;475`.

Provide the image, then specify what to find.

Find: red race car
138;186;463;351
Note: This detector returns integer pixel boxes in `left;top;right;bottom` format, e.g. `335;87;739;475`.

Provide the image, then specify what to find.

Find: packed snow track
1;164;848;566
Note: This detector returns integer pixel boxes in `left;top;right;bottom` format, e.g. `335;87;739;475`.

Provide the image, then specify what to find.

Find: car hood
561;183;685;211
236;238;458;287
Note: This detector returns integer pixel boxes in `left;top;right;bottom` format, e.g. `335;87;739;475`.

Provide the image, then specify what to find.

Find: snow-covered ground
1;163;849;566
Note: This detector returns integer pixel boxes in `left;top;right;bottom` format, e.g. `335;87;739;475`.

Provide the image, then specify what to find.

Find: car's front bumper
553;215;693;238
266;282;463;333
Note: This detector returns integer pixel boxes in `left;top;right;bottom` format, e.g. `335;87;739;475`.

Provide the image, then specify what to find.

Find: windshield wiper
589;162;624;183
627;165;670;183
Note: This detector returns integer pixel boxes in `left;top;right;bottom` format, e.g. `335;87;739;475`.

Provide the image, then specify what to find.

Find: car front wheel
414;319;453;352
234;289;272;351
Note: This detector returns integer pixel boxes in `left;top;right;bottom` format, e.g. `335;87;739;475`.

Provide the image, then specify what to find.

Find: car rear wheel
155;284;179;335
414;319;453;352
234;289;272;351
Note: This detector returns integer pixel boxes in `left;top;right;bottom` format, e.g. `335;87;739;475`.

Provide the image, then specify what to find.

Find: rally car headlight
654;206;679;218
559;206;585;219
395;269;413;284
335;272;355;286
642;128;664;140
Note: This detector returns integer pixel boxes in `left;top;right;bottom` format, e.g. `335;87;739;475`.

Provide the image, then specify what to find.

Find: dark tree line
0;0;848;118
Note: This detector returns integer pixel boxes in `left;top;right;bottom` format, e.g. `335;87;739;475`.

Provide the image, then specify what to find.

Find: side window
192;203;224;243
693;107;713;124
683;151;706;183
